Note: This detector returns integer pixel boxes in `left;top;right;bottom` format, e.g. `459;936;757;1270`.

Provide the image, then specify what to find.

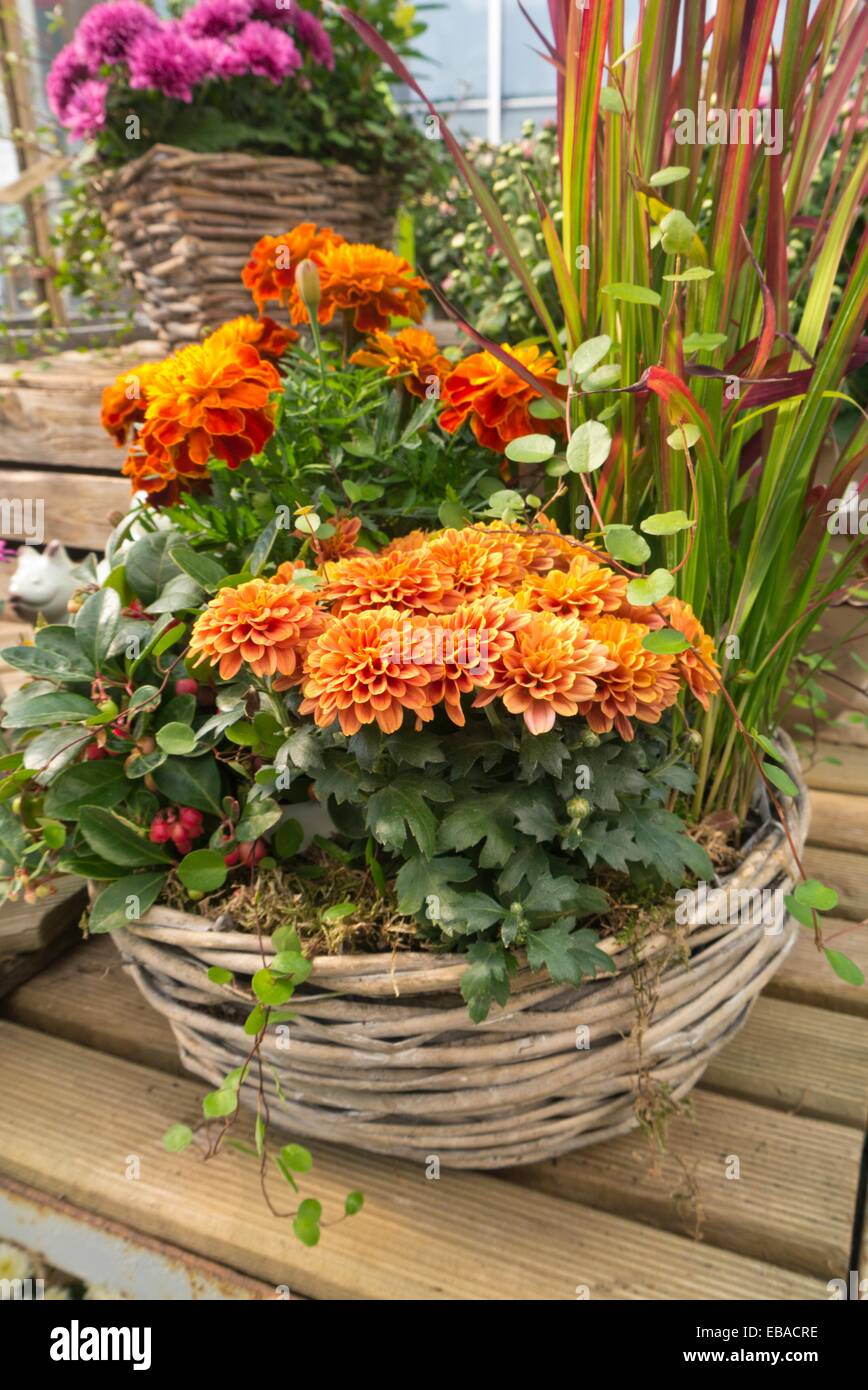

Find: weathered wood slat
0;342;162;471
507;1088;862;1279
803;846;867;922
803;744;868;795
0;1021;826;1300
702;996;868;1127
808;790;868;853
0;469;130;550
765;919;868;1018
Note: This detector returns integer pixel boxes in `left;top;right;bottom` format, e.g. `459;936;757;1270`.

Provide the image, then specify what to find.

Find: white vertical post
487;0;503;144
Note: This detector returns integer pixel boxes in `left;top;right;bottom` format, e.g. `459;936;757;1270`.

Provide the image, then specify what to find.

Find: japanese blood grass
341;0;868;821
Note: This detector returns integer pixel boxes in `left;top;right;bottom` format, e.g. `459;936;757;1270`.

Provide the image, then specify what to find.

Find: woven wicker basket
92;145;399;348
109;737;809;1169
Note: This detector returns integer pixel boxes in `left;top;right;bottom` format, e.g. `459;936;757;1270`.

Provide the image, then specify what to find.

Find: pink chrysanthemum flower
181;0;253;41
76;1;161;66
128;23;212;102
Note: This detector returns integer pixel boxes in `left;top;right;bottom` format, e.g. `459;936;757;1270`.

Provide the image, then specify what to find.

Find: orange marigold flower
515;552;628;622
577;616;681;741
188;577;325;683
350;327;450;399
495;517;577;575
241;223;345;312
140;338;280;473
307;513;364;564
427;526;526;606
439;342;563;453
660;597;720;708
474;611;613;735
101;361;160;446
300;605;435;736
295;241;428;333
419;597;531;727
121;445;206;507
322;546;450;615
207;314;298;361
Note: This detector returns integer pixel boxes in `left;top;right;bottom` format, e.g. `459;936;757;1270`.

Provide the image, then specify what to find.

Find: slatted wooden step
702;995;868;1127
0;1021;826;1300
507;1087;861;1280
803;744;868;796
0;467;130;552
766;919;868;1018
808;791;868;854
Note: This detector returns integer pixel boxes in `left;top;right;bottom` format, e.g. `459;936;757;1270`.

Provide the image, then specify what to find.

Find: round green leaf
504;433;556;464
529;397;563;420
293;1217;321;1248
601;283;661;307
581;364;622;391
274;817;304;859
666;423;701;451
156;722;197;755
604;525;651;565
252;967;295;1006
438;499;468;529
162;1124;194;1152
271;950;312;983
626;569;676;605
280;1143;313;1173
762;761;799;798
649;165;690;187
321;901;356;923
642;629;691;654
570;334;611;379
207;965;233;985
566;420;612;474
662;267;715;282
202;1088;237;1119
599;86;625;114
344;1190;364;1216
682;331;727;352
824;949;864;987
640;510;692;535
794;879;839;912
177;849;228;894
659;209;697;255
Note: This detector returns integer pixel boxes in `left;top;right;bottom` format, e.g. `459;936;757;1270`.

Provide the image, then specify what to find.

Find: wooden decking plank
803;846;866;922
2;935;181;1075
701;996;868;1127
803;744;868;796
808;790;868;854
0;1021;826;1300
764;920;868;1018
507;1088;861;1280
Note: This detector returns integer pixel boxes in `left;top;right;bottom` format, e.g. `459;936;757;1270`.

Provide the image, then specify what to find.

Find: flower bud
566;796;591;822
295;257;321;315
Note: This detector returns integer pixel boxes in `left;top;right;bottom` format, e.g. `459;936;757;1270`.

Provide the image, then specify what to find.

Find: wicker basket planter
108;739;809;1169
92;145;399;348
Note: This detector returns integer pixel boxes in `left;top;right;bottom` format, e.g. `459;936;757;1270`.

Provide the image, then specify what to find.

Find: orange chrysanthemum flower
420;597;531;727
381;529;430;556
188;577;325;683
515;552;628;622
308;513;364;564
577;616;681;741
660;597;720;708
207;314;298;361
140;339;280;474
241;223;345;312
101;361;160;446
322;546;450;615
474;611;613;734
614;598;667;630
351;327;450;399
295;241;428;333
439;343;563;453
300;605;435;736
427;527;526;606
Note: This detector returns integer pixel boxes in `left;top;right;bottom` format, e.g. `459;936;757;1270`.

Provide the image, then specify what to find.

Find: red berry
85;744;107;761
175;678;199;697
173;834;194;856
149;815;172;844
224;849;240;867
239;838;268;866
178;806;204;835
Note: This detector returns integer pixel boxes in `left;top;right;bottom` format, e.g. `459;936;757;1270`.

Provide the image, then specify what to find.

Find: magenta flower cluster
47;0;334;139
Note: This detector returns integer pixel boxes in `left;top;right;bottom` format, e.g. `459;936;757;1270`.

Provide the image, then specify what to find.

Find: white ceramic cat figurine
6;541;78;625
